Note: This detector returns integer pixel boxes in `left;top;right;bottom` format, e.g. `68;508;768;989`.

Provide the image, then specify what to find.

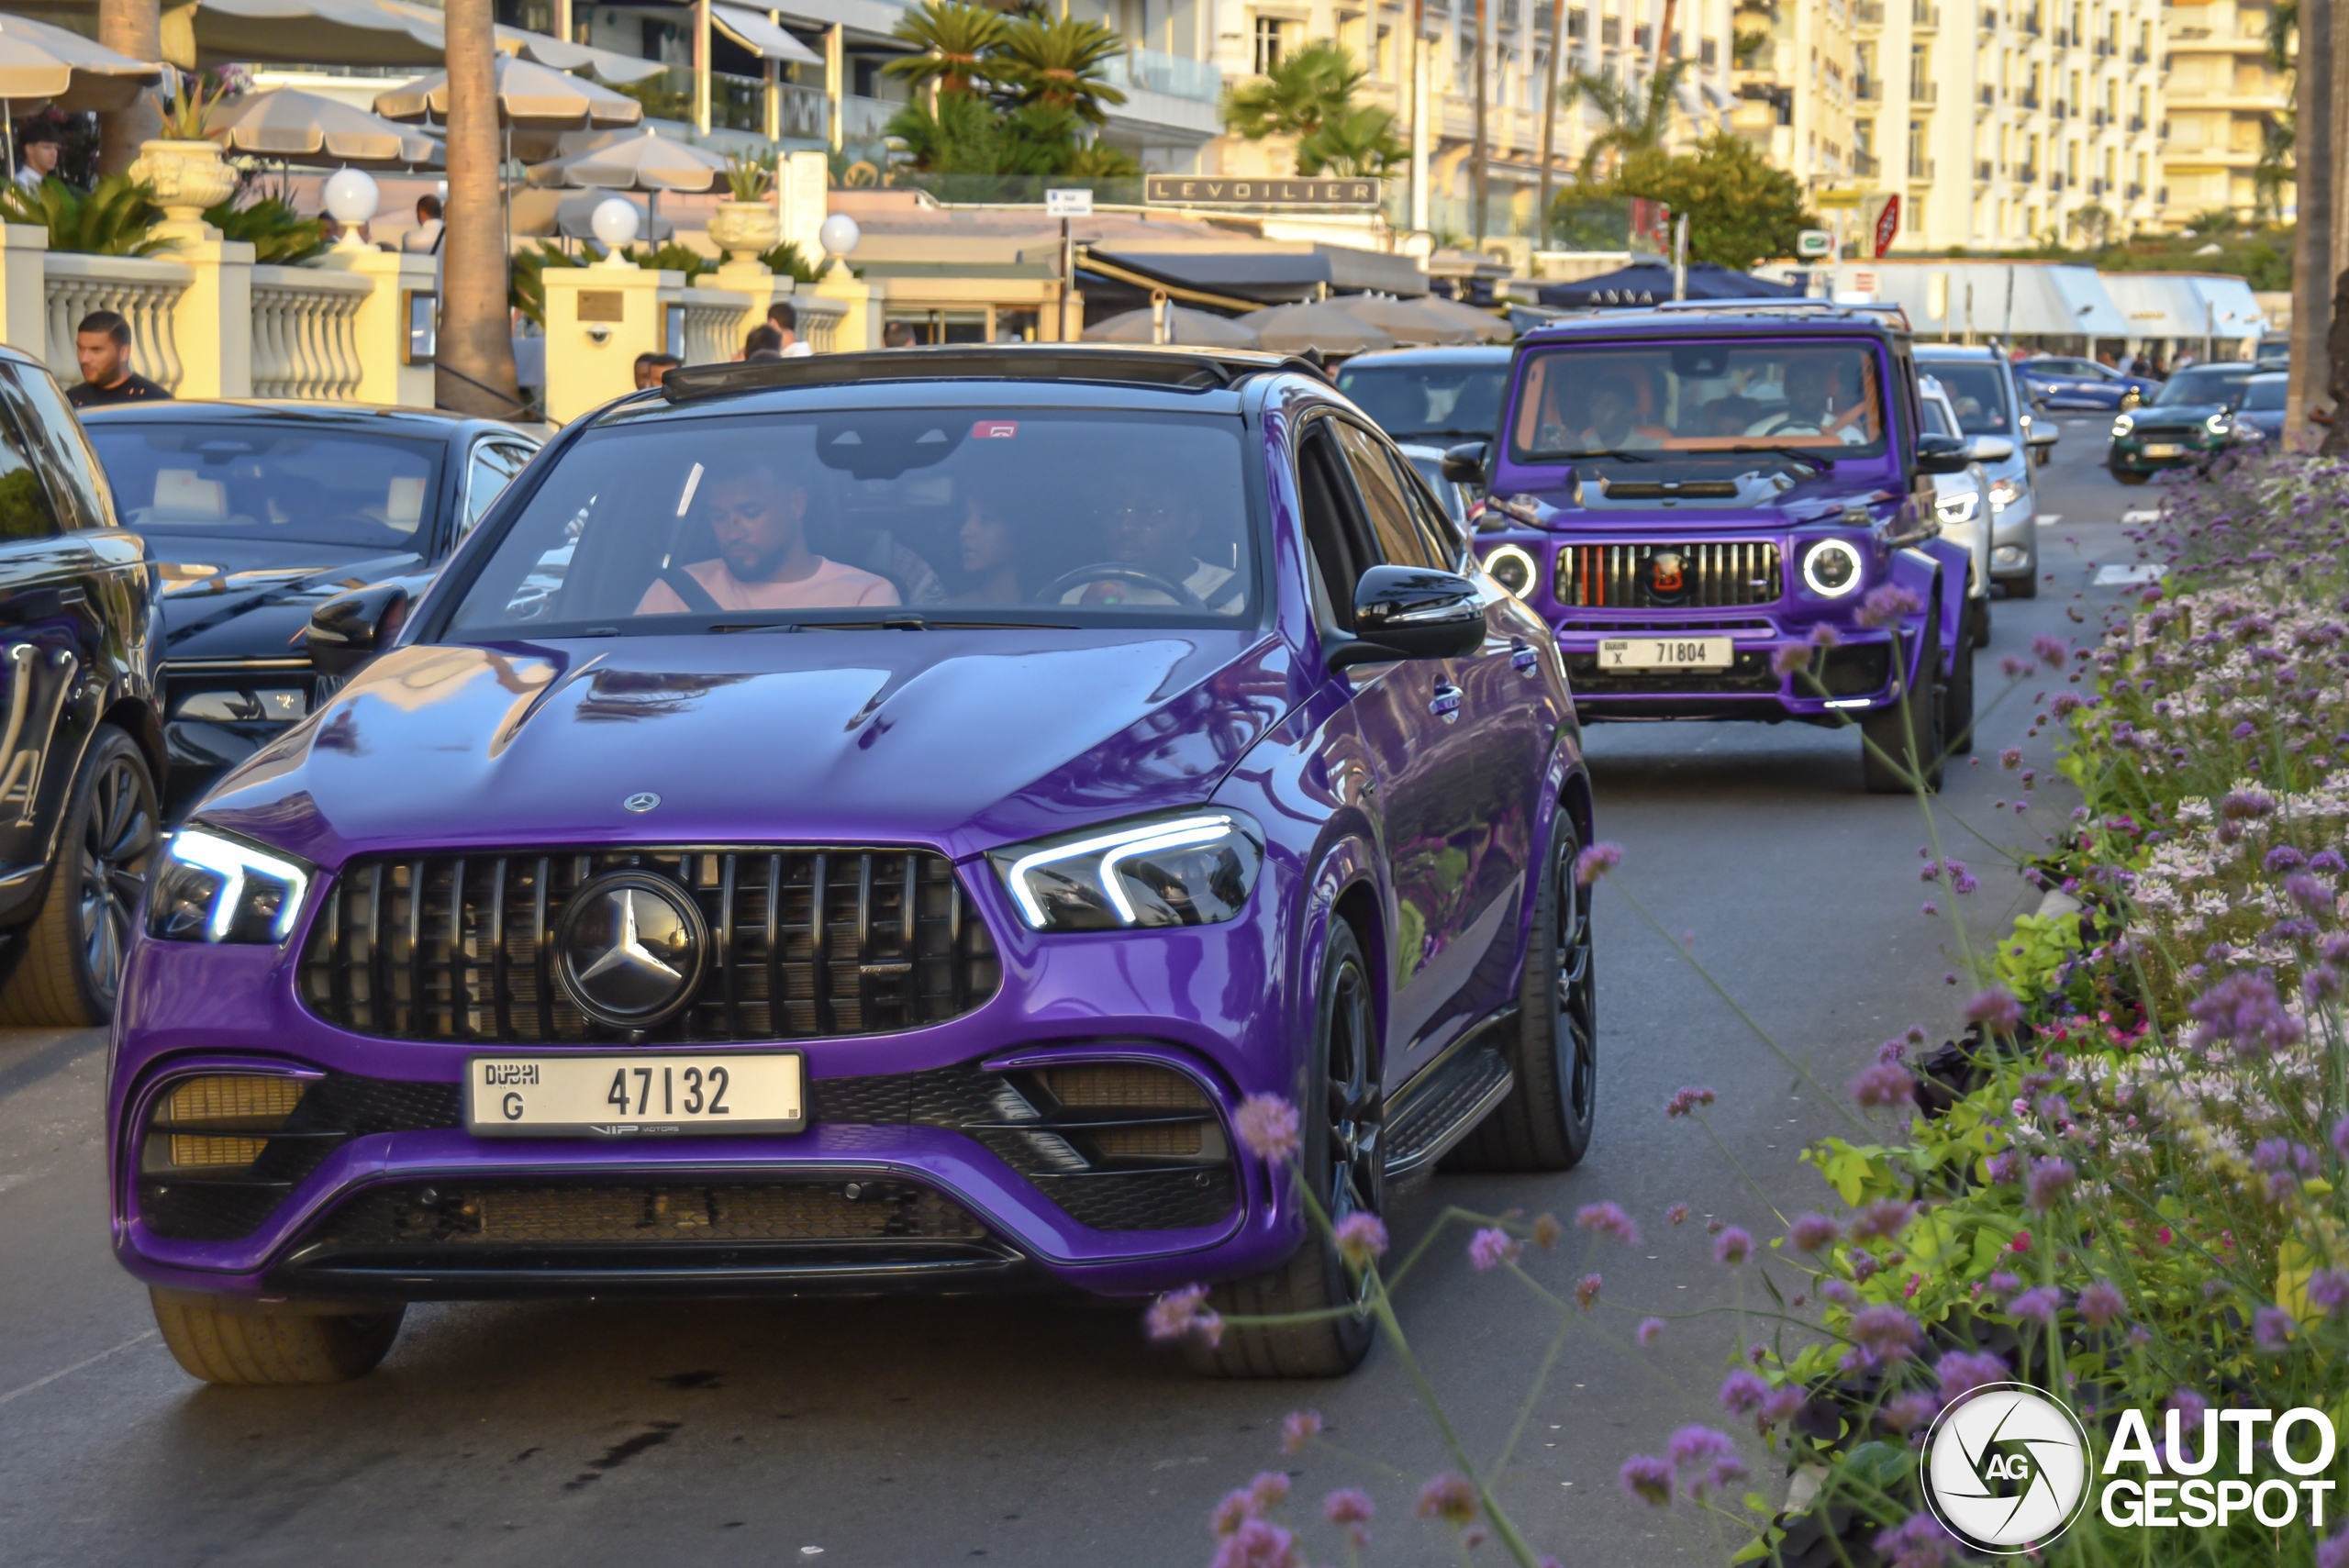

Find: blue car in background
2015;355;2163;411
2231;372;2288;444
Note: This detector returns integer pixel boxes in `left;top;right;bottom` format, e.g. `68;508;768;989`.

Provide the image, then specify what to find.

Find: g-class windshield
1508;340;1889;473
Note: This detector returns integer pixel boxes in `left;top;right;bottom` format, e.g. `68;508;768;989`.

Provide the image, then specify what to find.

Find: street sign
1796;228;1834;257
1143;176;1382;207
1045;187;1094;217
1870;194;1901;258
1628;197;1672;253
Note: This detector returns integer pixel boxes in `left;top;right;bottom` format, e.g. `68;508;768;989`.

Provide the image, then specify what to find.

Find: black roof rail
658;342;1329;403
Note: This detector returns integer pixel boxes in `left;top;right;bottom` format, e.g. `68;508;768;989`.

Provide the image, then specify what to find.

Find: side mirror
1441;440;1490;488
2120;388;2143;410
2026;420;2059;446
1967;435;2016;462
309;582;412;677
1330;565;1486;669
1914;433;1972;474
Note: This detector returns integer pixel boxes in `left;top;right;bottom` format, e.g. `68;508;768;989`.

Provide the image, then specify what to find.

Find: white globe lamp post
818;212;860;277
322;168;380;250
591;197;640;267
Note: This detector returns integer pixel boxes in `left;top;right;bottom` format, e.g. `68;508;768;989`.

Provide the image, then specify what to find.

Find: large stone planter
128;139;239;230
707;198;780;256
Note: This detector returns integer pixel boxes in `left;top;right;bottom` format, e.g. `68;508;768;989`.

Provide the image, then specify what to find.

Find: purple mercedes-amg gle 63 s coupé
108;346;1598;1384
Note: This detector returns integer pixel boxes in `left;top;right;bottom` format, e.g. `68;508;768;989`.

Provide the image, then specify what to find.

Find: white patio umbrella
0;12;161;111
1085;302;1260;348
526;126;729;194
164;0;445;69
1236;301;1396;356
1330;293;1511;346
206;85;441;169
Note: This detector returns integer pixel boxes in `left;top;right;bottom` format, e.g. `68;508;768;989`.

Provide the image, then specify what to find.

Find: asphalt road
0;414;2154;1568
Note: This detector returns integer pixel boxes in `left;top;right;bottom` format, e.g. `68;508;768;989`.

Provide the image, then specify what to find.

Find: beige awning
206;84;440;166
526;126;730;194
711;5;823;66
0;12;161;111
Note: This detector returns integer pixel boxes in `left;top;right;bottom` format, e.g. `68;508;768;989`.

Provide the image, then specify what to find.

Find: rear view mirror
1441;441;1489;488
310;583;412;677
1330;566;1486;669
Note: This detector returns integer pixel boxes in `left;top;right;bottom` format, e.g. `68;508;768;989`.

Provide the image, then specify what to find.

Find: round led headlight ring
1482;543;1538;598
1801;538;1865;597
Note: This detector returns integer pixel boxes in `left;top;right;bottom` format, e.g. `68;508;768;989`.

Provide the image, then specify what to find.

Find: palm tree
1562;57;1687;180
992;16;1128;127
883;1;1009;97
1223;41;1364;140
439;0;519;417
1297;105;1406;176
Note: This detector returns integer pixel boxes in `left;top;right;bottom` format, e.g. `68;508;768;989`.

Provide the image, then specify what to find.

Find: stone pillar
811;262;882;351
163;231;256;400
315;245;440;408
541;261;680;423
710;256;777;350
0;225;48;360
782;150;828;263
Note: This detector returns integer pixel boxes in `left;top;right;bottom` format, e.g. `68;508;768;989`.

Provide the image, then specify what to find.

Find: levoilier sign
1143;176;1382;207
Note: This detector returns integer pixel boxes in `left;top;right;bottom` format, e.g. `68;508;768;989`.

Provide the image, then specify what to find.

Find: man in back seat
638;455;901;614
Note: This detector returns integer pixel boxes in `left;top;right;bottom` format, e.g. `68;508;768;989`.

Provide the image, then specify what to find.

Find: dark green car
2108;363;2259;484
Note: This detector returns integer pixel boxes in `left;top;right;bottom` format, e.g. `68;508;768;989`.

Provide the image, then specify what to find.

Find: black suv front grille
1557;541;1784;608
298;848;1001;1044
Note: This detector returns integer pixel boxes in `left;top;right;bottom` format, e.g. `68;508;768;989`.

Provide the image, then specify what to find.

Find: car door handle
1430;683;1463;721
1510;639;1540;674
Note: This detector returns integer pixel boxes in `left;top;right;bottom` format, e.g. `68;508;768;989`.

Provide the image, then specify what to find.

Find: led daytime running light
1801;539;1865;597
169;829;310;943
1481;543;1538;597
1006;813;1241;929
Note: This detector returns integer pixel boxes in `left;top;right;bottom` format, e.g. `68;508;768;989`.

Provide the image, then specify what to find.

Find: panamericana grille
306;1179;988;1250
298;848;1001;1044
1555;541;1783;609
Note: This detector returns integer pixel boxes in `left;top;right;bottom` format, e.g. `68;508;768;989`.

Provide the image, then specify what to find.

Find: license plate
2142;442;2184;459
465;1052;806;1138
1598;636;1734;670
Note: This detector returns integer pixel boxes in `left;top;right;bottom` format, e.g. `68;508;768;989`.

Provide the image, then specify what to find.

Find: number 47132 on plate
463;1052;807;1137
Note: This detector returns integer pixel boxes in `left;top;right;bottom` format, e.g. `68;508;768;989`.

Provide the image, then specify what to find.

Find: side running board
1381;1046;1513;1184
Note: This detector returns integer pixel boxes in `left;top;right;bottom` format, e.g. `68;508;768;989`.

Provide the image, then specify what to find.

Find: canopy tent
1236;301;1395;356
1536;261;1798;308
709;5;824;66
1084;302;1262;347
206;84;440;168
0;11;161;110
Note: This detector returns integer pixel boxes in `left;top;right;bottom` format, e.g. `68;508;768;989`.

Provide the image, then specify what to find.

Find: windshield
86;425;442;551
445;408;1258;636
2242;376;2288;411
1335;360;1506;441
1508;339;1889;469
1919;361;2013;434
2152;366;2256;408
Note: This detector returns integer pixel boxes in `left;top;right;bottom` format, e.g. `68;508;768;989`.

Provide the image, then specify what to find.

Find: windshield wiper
1552;448;1653;463
1723;444;1834;470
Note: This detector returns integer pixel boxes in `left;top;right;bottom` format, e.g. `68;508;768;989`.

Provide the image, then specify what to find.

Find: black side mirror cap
1441;440;1490;487
310;583;412;677
1914;433;1972;474
1330;564;1486;670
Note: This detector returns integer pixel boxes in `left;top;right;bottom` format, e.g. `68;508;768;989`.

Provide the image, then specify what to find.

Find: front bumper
2109;433;2225;473
108;863;1312;1303
1553;620;1900;720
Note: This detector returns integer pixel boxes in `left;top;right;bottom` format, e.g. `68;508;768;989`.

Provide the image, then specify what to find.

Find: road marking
2035;513;2061;525
2121;509;2161;524
2093;563;2167;585
0;1330;155;1408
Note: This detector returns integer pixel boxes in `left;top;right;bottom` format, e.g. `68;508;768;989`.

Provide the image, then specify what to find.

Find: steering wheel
1033;562;1207;611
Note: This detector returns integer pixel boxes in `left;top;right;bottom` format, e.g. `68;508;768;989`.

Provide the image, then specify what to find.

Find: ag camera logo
1920;1383;2093;1551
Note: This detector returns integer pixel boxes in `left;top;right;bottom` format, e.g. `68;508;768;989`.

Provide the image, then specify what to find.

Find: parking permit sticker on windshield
972;421;1019;439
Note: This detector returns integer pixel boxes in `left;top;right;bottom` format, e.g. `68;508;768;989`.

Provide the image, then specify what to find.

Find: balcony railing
2051;100;2068;118
1977;84;1995;106
1102;46;1222;103
1909;155;1934;177
2088;176;2105;195
2126;181;2143;198
2020;87;2039;106
2129;45;2147;62
2052;26;2070;45
2090;106;2108;127
1857;77;1883;100
1854;150;1882;174
1976;158;1995;179
1857;0;1885;20
1910;78;1937;100
2018;163;2038;181
841;94;894;150
2127;113;2143;131
711;70;762;133
1912;1;1940;25
1979;7;1998;29
779;82;827;141
2049;171;2065;191
2093;36;2113;55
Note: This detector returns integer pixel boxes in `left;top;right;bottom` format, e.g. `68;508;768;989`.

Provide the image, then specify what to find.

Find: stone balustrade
40;252;190;393
249;265;372;401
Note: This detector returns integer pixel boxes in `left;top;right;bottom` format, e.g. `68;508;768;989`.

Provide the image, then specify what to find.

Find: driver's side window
1296;417;1383;631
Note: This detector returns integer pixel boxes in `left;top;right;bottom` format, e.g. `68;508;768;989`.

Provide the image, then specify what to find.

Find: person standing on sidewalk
68;312;170;407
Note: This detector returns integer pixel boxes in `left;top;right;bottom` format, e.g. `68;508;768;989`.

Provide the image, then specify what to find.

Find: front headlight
990;810;1266;932
2204;413;2231;435
146;828;313;944
1481;543;1538;598
2110;413;2134;437
1933;491;1981;526
1800;538;1865;597
1987;476;2023;508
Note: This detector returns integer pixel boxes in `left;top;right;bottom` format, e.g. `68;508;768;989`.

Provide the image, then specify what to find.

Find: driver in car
1748;358;1872;444
1064;477;1242;611
638;456;901;614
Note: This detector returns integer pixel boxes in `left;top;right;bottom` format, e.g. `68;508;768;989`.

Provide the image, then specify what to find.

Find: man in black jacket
68;311;171;408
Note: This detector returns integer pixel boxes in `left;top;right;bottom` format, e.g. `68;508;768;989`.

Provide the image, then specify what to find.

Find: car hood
2129;402;2231;428
1493;469;1908;529
196;628;1297;867
150;534;429;662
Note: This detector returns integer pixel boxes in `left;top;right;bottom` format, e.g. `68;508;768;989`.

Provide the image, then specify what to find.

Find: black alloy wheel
0;727;160;1026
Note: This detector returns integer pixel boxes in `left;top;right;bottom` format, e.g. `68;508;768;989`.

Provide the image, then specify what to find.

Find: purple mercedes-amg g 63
1451;304;1983;791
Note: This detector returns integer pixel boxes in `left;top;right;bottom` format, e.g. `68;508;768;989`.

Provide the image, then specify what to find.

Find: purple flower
2334;1117;2349;1164
1849;1305;1923;1362
2319;1528;2349;1568
1323;1488;1374;1526
2026;1156;2077;1212
1876;1512;1956;1568
1920;900;1940;917
1809;623;1842;648
2188;972;2305;1057
1714;1227;1753;1266
1691;1455;1747;1497
2265;846;2308;873
1466;1227;1521;1272
1821;1278;1856;1307
1880;1391;1943;1434
1575;1273;1603;1308
1210;1518;1299;1568
1772;644;1811;678
1574;841;1624;884
1851;1199;1918;1241
1247;1472;1290;1514
1964;987;2025;1033
1665;1085;1718;1118
1280;1410;1321;1454
2078;1280;2127;1328
1333;1212;1388;1271
1851;1062;1915;1107
1636;1317;1666;1347
2308;1269;2349;1314
2286;873;2332;913
1719;1369;1768;1415
1999;746;2023;769
1667;1426;1737;1479
2255;1306;2299;1351
1415;1473;1477;1528
1146;1284;1221;1344
1576;1201;1641;1245
1760;1385;1808;1427
1665;1202;1690;1226
2232;720;2258;740
2220;788;2277;821
2009;1286;2061;1326
1789;1213;1841;1251
1619;1454;1673;1507
1936;1349;2009;1398
2032;633;2068;667
1235;1095;1301;1162
1860;584;1923;628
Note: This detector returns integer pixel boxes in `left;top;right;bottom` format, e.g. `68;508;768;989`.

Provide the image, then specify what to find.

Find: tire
1967;593;1992;651
2112;468;2149;486
2002;550;2040;601
1862;614;1943;795
1192;921;1382;1378
150;1289;404;1385
0;727;159;1027
1447;806;1596;1173
1944;613;1977;755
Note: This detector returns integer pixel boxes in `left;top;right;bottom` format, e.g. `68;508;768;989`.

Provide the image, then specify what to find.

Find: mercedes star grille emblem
624;792;661;813
553;871;709;1029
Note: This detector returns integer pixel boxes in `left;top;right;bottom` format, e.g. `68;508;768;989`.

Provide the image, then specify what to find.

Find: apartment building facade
1728;0;1859;185
2159;0;2290;223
